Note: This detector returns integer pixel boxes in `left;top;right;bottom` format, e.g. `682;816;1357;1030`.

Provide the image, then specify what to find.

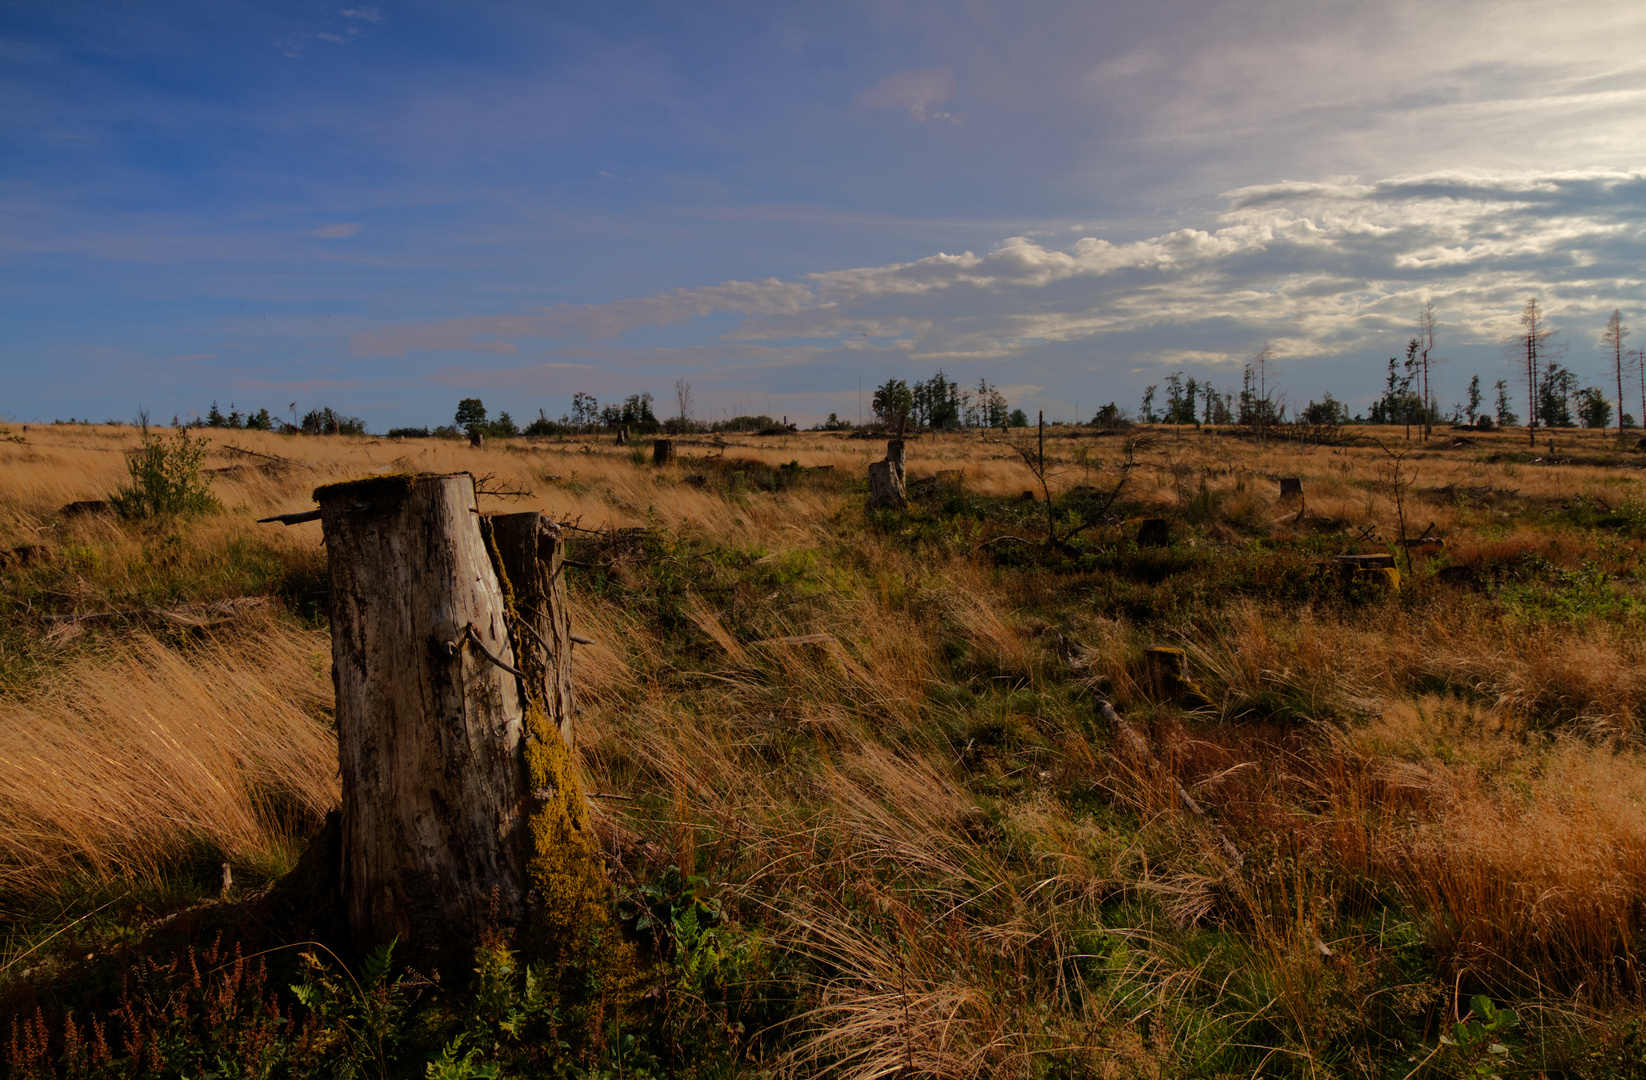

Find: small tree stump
470;430;485;450
318;474;528;974
653;439;674;466
867;460;907;509
486;512;574;748
615;425;628;445
1143;645;1215;707
1137;517;1170;546
1278;477;1303;501
885;440;906;483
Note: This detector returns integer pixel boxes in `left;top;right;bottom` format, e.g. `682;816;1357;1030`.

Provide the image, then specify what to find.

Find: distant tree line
1113;301;1640;441
159;302;1638;442
182;401;369;436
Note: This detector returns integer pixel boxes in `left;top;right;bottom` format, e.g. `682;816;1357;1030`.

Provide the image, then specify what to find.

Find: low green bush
110;427;219;519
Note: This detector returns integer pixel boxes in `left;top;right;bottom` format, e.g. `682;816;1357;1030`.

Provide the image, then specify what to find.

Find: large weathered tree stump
653;438;674;465
318;473;529;973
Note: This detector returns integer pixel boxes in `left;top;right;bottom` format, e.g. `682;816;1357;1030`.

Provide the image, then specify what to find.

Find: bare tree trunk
319;473;529;974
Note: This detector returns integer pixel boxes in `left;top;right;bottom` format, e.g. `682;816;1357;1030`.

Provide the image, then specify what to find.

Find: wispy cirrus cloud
306;223;361;239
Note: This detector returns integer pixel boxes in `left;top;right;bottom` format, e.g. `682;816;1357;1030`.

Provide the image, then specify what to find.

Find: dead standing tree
1508;298;1559;447
995;411;1131;553
314;473;598;977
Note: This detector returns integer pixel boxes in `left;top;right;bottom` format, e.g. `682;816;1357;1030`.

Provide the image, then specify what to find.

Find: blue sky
4;0;1644;428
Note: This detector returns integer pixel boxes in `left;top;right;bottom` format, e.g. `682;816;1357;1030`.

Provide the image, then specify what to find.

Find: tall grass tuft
0;616;338;894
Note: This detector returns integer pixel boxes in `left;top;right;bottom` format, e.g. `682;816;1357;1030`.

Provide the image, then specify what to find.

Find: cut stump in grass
1143;645;1214;708
316;473;625;989
653;438;675;465
1137;517;1170;546
868;438;908;509
318;473;529;974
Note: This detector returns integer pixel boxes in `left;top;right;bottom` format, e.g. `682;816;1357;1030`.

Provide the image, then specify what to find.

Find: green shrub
110;427;219;519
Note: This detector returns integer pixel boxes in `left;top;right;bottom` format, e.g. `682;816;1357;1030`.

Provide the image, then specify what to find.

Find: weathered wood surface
319;473;528;972
885;439;906;479
867;438;908;509
653;438;675;465
487;511;575;748
867;460;906;509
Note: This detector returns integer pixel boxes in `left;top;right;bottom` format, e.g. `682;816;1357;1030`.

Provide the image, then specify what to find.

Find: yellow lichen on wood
520;700;642;1011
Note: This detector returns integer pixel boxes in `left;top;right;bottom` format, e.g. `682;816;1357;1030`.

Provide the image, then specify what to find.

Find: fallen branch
258;509;322;525
474;472;534;499
222;443;304;466
464;625;527;679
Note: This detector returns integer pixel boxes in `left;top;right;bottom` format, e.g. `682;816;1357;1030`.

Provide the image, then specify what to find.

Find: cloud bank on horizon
350;169;1646;376
1;1;1643;425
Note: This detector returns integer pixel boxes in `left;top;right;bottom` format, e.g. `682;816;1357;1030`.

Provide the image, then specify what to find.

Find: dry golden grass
7;420;1646;1070
0;614;337;894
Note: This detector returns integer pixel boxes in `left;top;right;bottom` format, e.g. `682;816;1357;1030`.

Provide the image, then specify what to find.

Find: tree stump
868;461;906;509
470;430;485;450
885;439;906;483
486;512;574;748
868;439;908;509
1137;517;1170;546
653;438;674;466
317;473;529;974
615;425;628;445
1279;477;1302;502
1143;645;1213;707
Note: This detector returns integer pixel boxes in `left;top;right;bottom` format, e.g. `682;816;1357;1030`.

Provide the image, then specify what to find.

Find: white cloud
307;222;361;239
349;169;1646;375
339;7;382;21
